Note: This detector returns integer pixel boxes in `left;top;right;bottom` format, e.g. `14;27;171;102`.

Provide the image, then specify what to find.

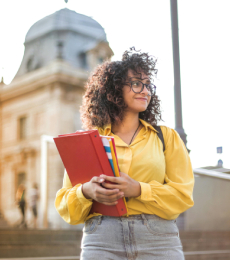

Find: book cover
53;130;127;217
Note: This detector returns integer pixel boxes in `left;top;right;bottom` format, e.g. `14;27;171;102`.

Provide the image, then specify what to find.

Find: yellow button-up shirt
55;119;194;225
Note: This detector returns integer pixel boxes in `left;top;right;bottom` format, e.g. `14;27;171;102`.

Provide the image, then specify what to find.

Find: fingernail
100;178;104;182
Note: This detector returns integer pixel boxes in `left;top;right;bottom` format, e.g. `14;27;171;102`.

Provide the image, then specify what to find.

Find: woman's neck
111;113;140;135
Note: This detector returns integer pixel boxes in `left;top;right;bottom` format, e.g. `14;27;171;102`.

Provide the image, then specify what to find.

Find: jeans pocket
145;215;179;237
83;217;100;234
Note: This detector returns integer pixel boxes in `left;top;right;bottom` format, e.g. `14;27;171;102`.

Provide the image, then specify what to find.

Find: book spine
101;137;115;176
89;132;128;216
111;138;120;172
109;141;120;178
89;131;114;177
109;138;128;214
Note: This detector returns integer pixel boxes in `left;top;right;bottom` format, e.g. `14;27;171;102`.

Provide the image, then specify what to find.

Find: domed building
15;8;111;78
0;8;113;229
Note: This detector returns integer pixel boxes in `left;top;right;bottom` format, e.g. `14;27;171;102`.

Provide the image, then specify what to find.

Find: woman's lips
136;98;147;101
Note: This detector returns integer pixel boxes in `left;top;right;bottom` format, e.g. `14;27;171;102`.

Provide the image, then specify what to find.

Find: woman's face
122;69;151;114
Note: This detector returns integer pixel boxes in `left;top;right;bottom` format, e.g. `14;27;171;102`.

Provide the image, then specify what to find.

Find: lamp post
170;0;189;152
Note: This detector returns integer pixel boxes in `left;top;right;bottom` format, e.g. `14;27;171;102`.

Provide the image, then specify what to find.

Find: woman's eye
132;81;140;87
146;85;151;90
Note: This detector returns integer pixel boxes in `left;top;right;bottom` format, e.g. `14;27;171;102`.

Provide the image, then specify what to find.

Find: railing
193;168;230;181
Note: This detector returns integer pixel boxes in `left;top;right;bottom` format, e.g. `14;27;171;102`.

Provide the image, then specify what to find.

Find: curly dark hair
80;47;162;130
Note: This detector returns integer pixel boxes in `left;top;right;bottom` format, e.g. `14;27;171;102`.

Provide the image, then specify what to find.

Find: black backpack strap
154;125;165;152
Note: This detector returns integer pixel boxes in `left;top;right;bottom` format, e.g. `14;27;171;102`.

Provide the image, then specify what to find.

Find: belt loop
141;214;147;226
98;215;102;225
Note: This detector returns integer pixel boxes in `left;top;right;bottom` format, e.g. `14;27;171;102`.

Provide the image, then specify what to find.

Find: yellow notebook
109;139;120;178
103;136;128;211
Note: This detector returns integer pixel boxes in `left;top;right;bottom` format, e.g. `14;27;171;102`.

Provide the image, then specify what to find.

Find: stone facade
185;172;230;231
0;9;113;229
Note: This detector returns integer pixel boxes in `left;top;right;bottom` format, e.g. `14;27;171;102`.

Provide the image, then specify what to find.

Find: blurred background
0;0;230;259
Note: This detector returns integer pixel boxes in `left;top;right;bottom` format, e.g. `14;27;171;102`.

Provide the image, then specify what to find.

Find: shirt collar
139;119;159;134
98;119;158;136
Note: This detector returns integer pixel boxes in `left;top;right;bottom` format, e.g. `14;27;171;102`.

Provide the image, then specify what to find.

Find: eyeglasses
126;81;156;96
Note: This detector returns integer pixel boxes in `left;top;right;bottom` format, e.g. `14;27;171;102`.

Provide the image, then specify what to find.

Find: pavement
1;250;230;260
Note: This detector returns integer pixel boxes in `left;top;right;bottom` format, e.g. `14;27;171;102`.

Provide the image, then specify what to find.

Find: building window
19;116;28;140
98;57;103;64
27;56;34;72
79;52;88;69
17;172;26;188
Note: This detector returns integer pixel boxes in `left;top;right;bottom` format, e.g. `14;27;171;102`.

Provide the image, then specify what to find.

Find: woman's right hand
82;176;124;206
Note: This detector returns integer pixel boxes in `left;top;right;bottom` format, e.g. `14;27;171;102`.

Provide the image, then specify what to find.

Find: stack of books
54;130;127;216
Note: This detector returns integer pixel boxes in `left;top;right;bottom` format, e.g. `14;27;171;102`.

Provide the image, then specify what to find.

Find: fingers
100;174;122;184
97;192;124;203
91;176;105;184
89;175;125;205
94;186;124;204
101;182;121;190
96;185;120;196
119;172;126;177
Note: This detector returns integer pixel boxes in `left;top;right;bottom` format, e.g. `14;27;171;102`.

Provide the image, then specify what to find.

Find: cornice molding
1;146;37;164
0;60;89;102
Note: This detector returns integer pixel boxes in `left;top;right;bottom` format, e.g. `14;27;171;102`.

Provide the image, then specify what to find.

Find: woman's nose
141;85;150;95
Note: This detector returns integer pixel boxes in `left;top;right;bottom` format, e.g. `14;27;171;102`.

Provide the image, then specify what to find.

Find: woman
55;48;194;259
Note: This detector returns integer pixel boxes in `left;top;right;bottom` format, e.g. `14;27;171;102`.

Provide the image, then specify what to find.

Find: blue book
101;137;115;176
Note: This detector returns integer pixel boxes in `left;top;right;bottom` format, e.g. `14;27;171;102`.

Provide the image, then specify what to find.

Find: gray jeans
81;214;184;260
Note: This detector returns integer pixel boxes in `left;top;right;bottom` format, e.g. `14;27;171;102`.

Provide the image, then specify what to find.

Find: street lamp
170;0;190;152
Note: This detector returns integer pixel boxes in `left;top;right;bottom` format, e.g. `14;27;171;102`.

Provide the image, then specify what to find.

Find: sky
0;0;229;169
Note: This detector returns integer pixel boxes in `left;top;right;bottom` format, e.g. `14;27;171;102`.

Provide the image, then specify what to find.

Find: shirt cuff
76;185;93;204
136;182;152;201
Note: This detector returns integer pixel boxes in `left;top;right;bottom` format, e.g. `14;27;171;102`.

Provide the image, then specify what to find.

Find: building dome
14;8;112;79
25;8;106;43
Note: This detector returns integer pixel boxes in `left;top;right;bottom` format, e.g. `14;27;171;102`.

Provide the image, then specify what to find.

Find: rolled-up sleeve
55;170;93;225
136;126;194;219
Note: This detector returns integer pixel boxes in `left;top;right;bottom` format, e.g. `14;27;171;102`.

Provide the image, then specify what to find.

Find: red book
53;129;127;217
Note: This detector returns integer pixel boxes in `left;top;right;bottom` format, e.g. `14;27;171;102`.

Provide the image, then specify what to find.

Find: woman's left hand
100;172;141;198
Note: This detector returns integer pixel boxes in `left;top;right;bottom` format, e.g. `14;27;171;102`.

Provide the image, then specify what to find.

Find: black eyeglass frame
125;81;156;96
